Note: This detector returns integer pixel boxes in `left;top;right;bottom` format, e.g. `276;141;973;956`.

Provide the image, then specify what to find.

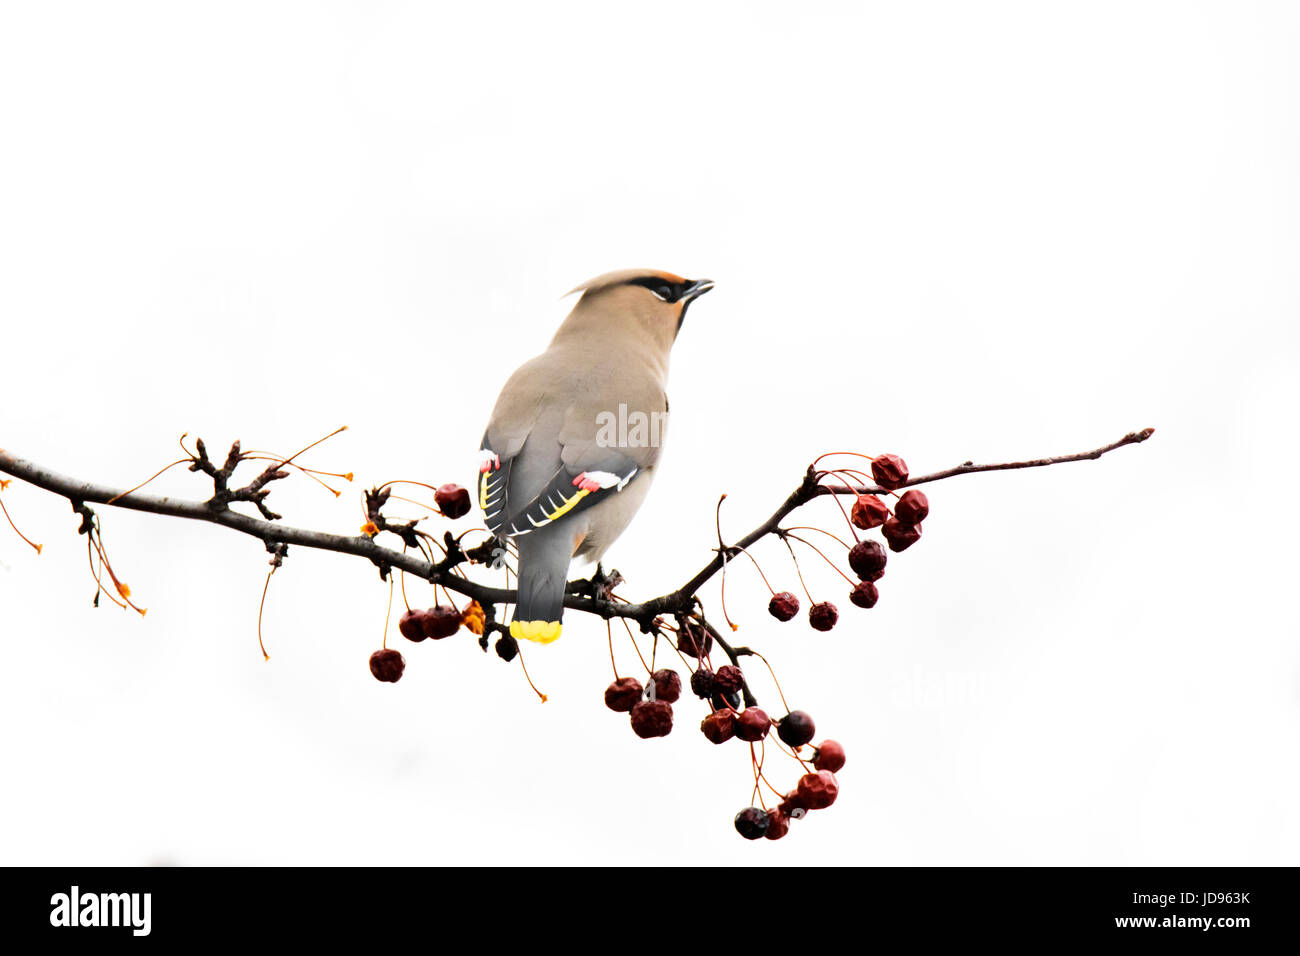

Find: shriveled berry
871;454;909;490
434;483;471;519
700;709;735;744
651;669;682;703
847;539;887;581
398;608;429;642
768;591;800;622
882;516;922;552
735;707;771;742
796;770;840;810
734;807;770;840
713;665;744;695
690;668;716;699
779;790;809;819
630;699;673;738
849;581;879;609
851;494;891;529
777;710;816;747
676;621;712;658
422;605;462;639
895;489;929;525
494;635;518;661
764;808;790;841
809;602;838;631
813;739;847;773
604;677;644;713
368;648;405;683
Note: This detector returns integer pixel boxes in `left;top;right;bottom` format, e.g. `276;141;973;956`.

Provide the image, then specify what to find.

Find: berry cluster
602;617;847;842
762;453;929;633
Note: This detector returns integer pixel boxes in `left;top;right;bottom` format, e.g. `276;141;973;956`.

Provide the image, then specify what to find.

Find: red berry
604;677;644;713
777;710;816;747
849;581;879;609
779;790;809;820
813;740;847;773
434;483;471;519
871;454;909;490
764;808;790;840
368;648;405;683
422;605;462;639
734;807;770;840
847;539;887;581
809;602;838;631
700;709;735;744
882;516;922;552
690;668;716;699
796;770;839;810
895;489;929;525
630;699;673;738
713;665;744;696
768;591;800;621
398;608;429;642
651;669;682;703
734;707;771;742
851;494;890;530
676;621;712;658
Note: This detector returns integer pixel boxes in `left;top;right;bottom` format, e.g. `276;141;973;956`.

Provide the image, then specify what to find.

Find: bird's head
559;268;714;351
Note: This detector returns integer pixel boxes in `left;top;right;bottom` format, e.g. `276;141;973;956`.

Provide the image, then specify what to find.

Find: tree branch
0;427;1154;633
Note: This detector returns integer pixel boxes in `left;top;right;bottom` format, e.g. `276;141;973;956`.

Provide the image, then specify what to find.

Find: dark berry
768;591;800;621
690;668;716;699
651;669;682;703
398;608;429;642
813;740;847;773
895;489;929;525
676;621;712;658
796;770;840;810
434;483;471;519
851;494;891;529
809;602;838;631
850;581;879;609
713;665;744;695
494;635;518;662
734;707;771;742
847;539;887;581
630;699;673;738
871;454;909;490
422;605;462;639
777;710;816;747
734;807;770;840
882;516;922;552
700;709;735;744
368;648;405;683
604;677;644;713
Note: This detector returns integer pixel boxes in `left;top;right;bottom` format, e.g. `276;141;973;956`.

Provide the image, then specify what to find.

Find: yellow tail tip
510;620;562;644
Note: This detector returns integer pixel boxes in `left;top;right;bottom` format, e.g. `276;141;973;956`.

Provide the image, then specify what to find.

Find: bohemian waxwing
478;269;714;644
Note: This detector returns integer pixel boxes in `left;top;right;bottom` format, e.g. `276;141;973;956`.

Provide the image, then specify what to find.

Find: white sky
1;1;1296;865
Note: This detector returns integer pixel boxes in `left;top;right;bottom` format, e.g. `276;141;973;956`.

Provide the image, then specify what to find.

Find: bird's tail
510;532;571;644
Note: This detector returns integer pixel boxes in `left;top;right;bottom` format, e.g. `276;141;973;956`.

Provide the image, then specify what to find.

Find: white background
1;1;1296;865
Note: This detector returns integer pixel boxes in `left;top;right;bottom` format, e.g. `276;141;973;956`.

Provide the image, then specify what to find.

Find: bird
477;268;714;644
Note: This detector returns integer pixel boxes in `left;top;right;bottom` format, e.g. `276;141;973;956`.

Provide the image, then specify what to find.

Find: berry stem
0;489;42;554
256;568;275;661
783;532;858;587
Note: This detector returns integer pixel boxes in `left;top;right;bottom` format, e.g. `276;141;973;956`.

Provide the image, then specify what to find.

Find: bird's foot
568;563;624;601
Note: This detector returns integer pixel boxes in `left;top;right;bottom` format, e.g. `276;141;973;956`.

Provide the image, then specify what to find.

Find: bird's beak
681;278;715;303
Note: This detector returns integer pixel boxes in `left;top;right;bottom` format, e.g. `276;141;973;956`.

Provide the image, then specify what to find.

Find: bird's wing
479;347;667;538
